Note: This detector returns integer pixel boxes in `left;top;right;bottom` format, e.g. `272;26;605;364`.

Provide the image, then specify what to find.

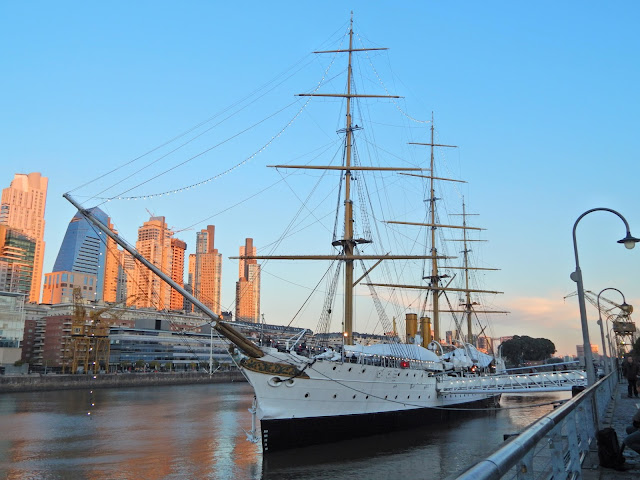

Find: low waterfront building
0;291;27;366
109;323;230;370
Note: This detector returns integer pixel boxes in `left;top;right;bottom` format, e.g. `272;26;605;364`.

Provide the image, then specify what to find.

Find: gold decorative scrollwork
241;357;310;379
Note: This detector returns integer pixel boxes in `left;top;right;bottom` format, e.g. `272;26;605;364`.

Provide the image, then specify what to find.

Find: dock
583;380;640;479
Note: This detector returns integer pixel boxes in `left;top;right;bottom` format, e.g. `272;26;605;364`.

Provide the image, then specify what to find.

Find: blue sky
2;1;639;356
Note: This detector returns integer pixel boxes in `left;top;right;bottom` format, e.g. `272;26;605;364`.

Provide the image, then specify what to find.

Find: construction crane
66;288;132;374
565;290;636;358
584;290;636;358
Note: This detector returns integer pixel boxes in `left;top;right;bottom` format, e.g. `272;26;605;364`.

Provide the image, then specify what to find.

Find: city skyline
2;2;640;356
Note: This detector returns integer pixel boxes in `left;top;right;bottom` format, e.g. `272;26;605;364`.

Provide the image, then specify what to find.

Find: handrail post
565;411;581;475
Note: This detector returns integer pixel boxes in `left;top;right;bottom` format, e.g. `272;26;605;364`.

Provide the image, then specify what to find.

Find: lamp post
608;327;618;378
571;208;639;386
596;287;630;375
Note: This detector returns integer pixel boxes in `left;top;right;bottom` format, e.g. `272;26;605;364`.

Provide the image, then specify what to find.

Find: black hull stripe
260;395;500;453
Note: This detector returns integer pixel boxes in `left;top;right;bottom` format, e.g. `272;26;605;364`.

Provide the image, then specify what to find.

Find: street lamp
596;287;630;375
571;208;639;386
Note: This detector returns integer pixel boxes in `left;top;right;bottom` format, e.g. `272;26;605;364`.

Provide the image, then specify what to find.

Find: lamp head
617;232;640;249
621;302;634;314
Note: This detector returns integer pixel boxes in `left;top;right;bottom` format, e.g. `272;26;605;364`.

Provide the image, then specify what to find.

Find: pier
454;375;640;479
582;380;640;479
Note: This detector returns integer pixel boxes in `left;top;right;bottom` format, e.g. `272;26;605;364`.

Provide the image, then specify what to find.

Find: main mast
343;17;355;345
249;15;448;346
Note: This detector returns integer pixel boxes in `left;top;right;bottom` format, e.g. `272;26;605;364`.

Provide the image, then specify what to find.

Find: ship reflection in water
0;382;568;480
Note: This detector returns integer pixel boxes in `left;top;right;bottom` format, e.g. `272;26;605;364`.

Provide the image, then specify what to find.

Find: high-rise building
119;250;136;305
42;271;98;304
194;226;222;315
476;335;493;354
170;238;187;311
133;216;173;310
0;225;36;296
131;216;185;310
445;330;459;344
103;223;120;303
236;238;260;323
0;172;48;302
51;207;111;302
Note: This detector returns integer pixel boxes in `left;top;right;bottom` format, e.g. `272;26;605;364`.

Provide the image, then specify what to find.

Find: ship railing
453;372;617;480
346;353;440;371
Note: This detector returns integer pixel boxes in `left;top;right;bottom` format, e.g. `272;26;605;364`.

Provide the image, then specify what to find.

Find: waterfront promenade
583;380;640;479
0;369;245;393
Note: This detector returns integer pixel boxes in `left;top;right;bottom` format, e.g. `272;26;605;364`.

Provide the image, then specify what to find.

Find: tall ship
65;16;508;453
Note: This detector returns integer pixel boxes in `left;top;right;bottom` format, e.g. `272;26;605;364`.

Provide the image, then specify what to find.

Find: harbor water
0;382;569;480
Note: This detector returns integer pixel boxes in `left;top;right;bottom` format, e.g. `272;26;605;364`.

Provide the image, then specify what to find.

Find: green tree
501;335;557;366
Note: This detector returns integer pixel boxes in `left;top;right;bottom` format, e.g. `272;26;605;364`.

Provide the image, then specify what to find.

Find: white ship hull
241;351;500;452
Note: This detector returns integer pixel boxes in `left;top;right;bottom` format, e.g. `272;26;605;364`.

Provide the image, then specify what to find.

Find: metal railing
453;372;617;480
438;370;586;394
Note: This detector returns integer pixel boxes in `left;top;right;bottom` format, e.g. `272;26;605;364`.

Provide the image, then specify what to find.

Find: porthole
333;366;337;370
333;394;337;399
366;395;369;399
352;395;356;399
285;379;295;387
418;396;421;399
362;369;366;373
394;395;398;399
348;368;352;372
385;395;388;399
407;395;410;399
304;392;310;398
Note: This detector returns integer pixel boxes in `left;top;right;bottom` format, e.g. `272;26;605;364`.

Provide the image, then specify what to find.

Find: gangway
437;370;586;395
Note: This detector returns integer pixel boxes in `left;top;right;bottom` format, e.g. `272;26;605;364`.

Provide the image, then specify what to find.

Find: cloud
493;294;606;357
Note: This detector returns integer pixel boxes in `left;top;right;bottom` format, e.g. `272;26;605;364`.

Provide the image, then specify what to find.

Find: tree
501;335;557;366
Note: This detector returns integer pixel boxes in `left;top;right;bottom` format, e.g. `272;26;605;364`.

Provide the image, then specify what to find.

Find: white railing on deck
453;372;616;480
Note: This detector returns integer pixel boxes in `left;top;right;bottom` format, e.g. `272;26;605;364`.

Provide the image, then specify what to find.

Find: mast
250;14;420;347
405;115;458;343
343;16;355;345
461;201;473;342
428;114;440;343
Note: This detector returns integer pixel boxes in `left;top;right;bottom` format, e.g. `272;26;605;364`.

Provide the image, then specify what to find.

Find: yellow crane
67;288;132;374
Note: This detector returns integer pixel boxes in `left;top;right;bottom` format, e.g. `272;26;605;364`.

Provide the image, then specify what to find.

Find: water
0;383;569;480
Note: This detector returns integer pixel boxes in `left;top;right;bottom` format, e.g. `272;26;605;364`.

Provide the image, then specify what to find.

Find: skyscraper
0;172;48;302
0;225;36;296
133;216;173;309
194;226;222;315
236;238;260;323
170;238;187;311
51;207;110;302
131;216;186;310
103;223;120;303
